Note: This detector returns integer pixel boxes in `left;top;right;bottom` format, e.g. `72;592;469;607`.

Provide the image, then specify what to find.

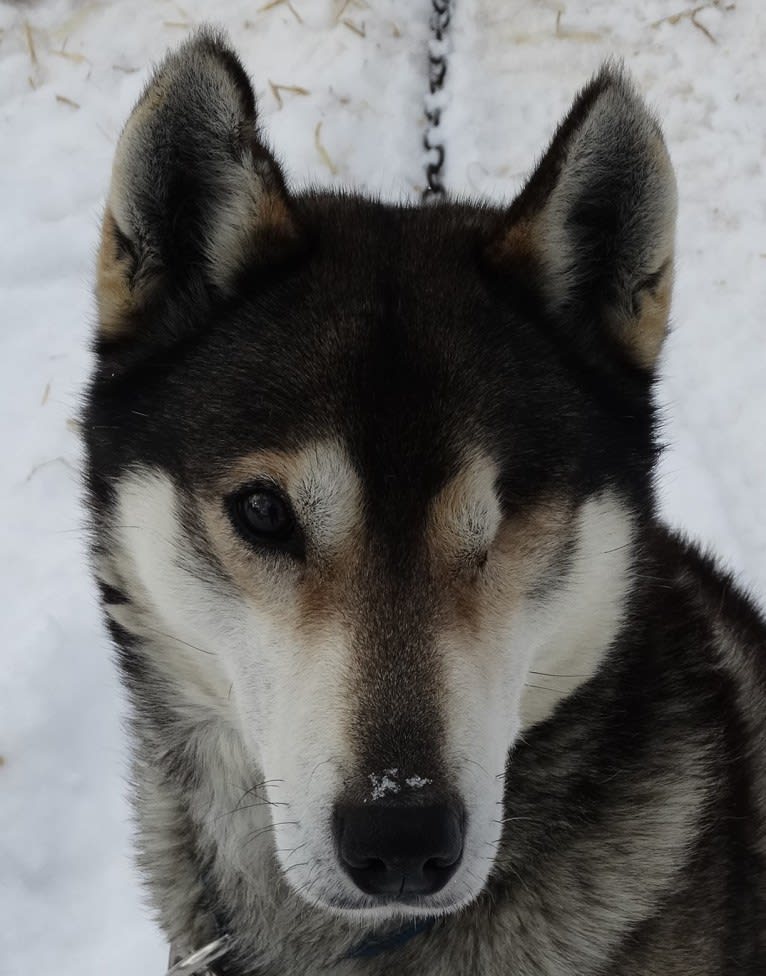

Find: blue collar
345;917;437;960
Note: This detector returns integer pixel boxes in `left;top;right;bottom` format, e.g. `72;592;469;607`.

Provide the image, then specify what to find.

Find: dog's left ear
97;29;298;340
489;65;677;369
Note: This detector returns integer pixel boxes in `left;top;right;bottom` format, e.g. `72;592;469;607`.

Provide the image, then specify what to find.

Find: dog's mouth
308;875;474;918
318;890;464;915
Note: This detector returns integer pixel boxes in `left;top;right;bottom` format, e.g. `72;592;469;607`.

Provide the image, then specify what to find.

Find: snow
0;1;763;972
405;775;431;789
368;768;433;799
369;769;401;801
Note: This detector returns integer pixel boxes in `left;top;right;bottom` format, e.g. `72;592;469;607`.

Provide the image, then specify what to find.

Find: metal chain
422;0;452;201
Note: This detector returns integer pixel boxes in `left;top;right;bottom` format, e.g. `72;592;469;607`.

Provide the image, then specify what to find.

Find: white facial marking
520;491;635;728
436;473;635;909
105;453;635;924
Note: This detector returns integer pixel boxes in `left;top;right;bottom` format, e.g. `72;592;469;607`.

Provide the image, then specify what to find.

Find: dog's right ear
488;65;676;370
97;29;298;340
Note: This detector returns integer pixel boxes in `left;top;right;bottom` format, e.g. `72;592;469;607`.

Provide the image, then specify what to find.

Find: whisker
222;778;286;816
493;816;541;826
241;778;285;793
215;798;289;821
245;820;299;846
274;842;307;862
467;868;494;904
143;625;217;657
529;669;587;679
305;756;340;790
602;542;631;554
292;870;322;906
281;861;311;874
456;755;492;778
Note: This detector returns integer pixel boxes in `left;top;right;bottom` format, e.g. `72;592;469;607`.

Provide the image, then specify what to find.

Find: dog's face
86;33;676;920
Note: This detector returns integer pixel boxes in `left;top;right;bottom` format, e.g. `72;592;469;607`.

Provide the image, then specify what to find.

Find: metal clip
166;935;232;976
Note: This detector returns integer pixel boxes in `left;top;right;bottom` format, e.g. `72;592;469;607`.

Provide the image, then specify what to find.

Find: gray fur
108;28;292;301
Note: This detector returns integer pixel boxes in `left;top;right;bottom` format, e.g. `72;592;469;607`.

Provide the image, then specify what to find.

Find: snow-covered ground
0;1;763;972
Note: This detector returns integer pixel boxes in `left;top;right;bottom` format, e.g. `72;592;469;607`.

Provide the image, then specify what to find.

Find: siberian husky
84;29;766;975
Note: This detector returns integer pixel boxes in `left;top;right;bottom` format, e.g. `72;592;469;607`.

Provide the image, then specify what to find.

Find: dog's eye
229;485;303;557
241;489;292;536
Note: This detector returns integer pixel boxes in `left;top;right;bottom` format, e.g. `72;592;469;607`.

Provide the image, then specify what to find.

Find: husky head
86;31;676;922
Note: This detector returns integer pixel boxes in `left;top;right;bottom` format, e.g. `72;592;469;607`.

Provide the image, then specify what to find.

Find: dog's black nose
335;804;463;897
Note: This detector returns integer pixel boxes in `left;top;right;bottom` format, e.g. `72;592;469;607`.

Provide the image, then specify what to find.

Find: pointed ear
489;65;677;369
97;29;299;339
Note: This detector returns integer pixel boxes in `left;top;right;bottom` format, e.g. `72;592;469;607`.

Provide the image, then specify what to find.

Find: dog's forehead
186;205;514;468
167;198;581;513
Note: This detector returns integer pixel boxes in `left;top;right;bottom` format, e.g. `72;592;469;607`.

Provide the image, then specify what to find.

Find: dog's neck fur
123;517;724;976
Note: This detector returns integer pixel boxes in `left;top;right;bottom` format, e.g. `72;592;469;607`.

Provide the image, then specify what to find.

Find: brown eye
229;485;303;557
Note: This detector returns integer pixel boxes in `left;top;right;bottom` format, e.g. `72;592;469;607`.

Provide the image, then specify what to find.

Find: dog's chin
291;876;484;922
277;832;496;922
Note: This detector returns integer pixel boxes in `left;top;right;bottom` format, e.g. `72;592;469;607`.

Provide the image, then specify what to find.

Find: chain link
422;0;452;201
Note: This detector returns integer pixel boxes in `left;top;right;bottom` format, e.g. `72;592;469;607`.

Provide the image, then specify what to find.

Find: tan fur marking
487;216;539;268
215;448;313;497
492;497;572;584
428;454;501;572
293;547;365;638
257;190;296;244
448;497;572;634
96;209;139;338
205;173;299;288
198;444;365;638
619;260;674;368
427;451;570;634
